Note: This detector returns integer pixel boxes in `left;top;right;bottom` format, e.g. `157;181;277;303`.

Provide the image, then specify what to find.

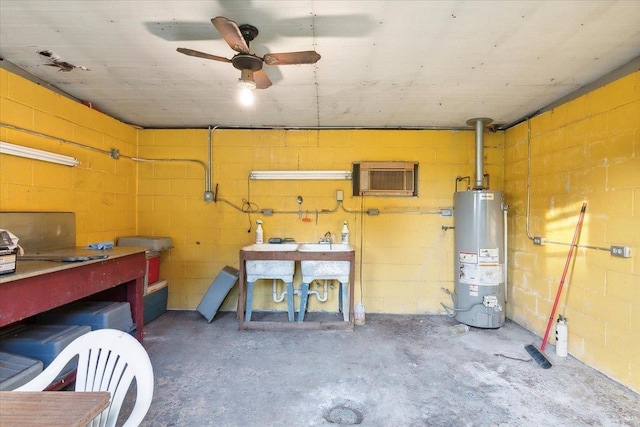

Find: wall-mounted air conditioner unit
352;161;418;197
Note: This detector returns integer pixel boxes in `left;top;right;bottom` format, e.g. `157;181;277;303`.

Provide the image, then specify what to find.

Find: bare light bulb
238;86;254;106
237;78;256;106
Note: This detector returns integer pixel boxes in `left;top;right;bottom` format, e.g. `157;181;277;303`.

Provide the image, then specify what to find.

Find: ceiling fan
177;16;321;91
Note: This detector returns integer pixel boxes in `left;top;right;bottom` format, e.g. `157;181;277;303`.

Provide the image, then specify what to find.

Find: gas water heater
453;118;507;329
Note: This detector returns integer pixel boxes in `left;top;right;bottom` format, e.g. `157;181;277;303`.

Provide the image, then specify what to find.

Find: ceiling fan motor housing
239;24;259;43
232;24;262;71
232;54;263;71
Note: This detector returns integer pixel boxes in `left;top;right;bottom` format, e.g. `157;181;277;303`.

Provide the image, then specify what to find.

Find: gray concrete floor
129;311;640;426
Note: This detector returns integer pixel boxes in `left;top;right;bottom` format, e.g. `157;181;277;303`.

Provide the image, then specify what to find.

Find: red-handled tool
541;202;587;350
526;202;587;368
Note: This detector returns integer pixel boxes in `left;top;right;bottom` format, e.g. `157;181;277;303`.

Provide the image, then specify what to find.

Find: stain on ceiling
1;0;639;129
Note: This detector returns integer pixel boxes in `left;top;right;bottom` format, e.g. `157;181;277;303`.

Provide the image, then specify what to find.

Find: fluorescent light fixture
249;170;352;180
0;141;80;166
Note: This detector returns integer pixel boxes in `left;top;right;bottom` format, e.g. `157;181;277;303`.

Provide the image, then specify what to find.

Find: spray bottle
255;220;263;244
555;315;568;357
341;220;349;244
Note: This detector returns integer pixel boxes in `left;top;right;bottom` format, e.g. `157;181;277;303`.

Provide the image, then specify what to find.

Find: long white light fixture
249;170;352;180
0;141;80;166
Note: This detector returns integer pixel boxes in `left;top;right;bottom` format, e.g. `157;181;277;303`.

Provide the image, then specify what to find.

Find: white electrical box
483;295;499;308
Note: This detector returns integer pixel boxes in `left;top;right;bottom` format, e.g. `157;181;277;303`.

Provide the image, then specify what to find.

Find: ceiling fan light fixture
178;16;320;96
238;69;256;88
237;69;256;106
237;84;255;106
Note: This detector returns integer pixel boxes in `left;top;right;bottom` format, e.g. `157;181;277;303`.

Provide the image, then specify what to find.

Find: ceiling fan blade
254;69;272;89
263;51;321;66
176;48;231;63
212;16;249;54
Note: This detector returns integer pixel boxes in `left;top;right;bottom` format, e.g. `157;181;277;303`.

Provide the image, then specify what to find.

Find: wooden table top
0;246;147;284
0;391;111;427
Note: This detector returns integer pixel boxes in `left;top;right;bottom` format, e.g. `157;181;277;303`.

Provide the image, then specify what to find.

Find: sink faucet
320;231;333;244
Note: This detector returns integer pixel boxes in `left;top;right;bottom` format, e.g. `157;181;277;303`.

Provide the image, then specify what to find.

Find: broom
525;202;587;369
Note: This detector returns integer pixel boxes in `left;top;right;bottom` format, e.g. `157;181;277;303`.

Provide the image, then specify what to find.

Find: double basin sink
242;243;352;252
242;243;353;281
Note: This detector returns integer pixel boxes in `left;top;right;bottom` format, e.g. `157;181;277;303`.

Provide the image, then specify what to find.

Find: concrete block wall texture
1;65;638;393
504;70;640;393
0;69;138;245
136;127;505;313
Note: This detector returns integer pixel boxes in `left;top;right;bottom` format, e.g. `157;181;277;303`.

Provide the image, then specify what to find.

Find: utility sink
242;243;299;251
297;243;353;252
240;242;352;282
240;240;353;323
242;244;297;282
298;243;352;282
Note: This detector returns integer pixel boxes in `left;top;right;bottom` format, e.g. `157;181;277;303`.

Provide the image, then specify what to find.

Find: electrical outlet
533;236;545;245
336;190;344;201
610;245;631;258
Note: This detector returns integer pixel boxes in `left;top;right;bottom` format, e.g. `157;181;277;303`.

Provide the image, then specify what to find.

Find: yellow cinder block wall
0;69;138;243
2;66;638;393
504;70;640;392
137;128;504;313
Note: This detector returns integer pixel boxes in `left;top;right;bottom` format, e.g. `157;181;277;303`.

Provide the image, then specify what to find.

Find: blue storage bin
0;351;43;390
144;280;168;325
0;324;91;368
34;301;136;334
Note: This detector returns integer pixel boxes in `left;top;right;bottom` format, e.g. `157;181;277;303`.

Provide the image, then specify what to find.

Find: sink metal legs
285;282;294;321
246;280;295;322
298;282;310;322
298;280;349;322
339;282;349;321
245;281;256;322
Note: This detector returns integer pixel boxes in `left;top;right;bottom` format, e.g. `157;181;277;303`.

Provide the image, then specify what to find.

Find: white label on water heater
480;193;494;200
477;265;502;285
459;251;478;264
459;250;502;286
459;263;477;285
458;251;478;285
469;284;479;296
460;264;502;286
478;248;499;265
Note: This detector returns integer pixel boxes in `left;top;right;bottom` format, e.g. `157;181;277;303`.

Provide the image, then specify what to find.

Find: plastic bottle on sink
341;220;349;244
255;220;263;244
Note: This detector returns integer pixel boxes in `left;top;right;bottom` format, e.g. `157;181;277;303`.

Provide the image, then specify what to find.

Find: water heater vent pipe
466;117;493;189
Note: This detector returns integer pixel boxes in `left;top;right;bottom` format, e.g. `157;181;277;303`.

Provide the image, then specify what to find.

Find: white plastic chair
15;329;154;427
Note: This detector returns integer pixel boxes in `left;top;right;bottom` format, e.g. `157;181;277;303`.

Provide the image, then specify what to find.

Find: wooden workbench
0;391;110;426
238;248;355;330
0;247;146;342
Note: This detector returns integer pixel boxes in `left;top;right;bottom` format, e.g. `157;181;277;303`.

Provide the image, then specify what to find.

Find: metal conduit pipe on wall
0;121;213;201
523;119;609;252
3;121;485;220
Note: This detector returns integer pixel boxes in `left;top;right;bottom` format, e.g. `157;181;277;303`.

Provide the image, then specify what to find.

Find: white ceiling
1;0;639;129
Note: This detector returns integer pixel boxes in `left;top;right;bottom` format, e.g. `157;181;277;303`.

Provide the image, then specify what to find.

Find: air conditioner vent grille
353;161;418;197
